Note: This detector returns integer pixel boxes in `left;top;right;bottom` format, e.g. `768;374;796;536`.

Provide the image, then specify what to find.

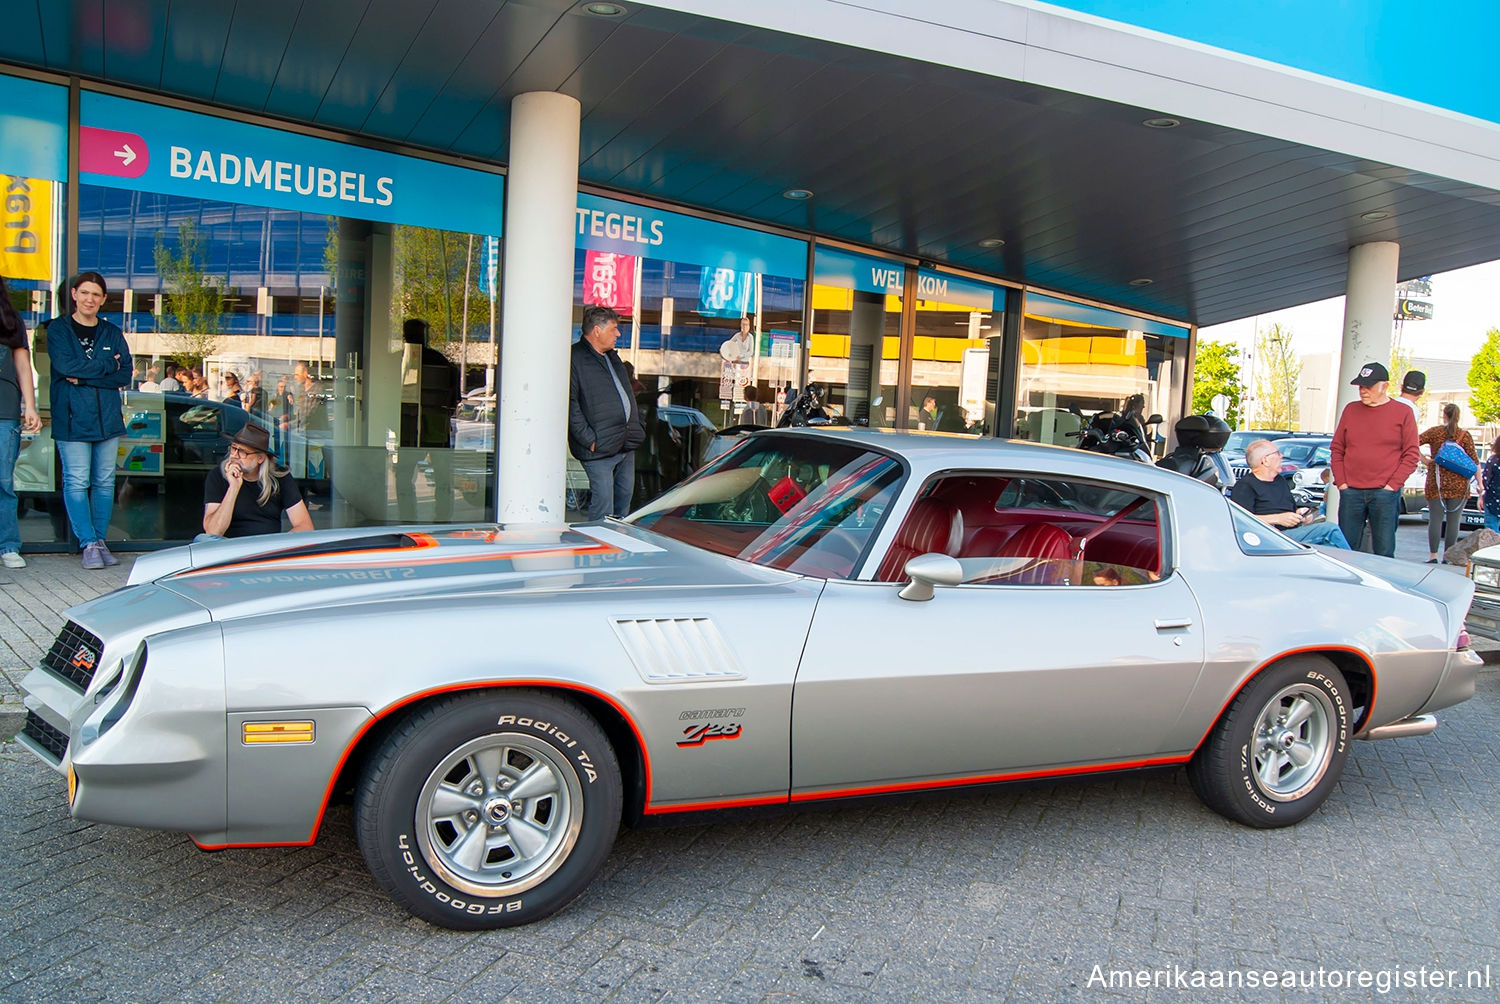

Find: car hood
141;523;794;622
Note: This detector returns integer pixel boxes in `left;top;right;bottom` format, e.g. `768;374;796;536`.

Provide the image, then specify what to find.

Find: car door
789;472;1206;799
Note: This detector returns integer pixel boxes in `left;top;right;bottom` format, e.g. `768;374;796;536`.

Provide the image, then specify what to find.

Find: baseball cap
1401;370;1426;394
1350;361;1389;387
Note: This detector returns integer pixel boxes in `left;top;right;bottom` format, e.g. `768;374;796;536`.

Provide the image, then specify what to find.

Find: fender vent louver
609;617;745;684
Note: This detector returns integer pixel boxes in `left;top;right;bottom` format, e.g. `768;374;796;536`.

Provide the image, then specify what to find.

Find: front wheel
1187;656;1351;828
356;690;621;929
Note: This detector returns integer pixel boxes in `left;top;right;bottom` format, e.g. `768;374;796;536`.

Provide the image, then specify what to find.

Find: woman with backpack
1419;402;1477;562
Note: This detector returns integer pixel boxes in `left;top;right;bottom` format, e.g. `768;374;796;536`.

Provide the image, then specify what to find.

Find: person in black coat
568;305;645;519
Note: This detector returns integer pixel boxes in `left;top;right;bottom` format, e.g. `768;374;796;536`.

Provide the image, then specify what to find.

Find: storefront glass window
1;74;69;549
909;269;1006;435
810;247;902;429
32;90;504;546
571;194;807;512
1016;293;1188;455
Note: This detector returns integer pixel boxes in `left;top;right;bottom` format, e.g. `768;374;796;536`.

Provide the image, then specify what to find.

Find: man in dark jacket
569;306;644;520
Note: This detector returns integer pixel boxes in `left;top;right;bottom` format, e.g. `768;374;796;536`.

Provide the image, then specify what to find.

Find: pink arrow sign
80;126;149;178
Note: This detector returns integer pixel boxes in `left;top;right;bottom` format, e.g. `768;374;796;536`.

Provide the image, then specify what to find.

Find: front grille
21;711;67;763
1231;465;1251;482
42;621;105;692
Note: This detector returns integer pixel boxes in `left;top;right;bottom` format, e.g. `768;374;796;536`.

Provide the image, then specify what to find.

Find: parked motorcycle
1067;402;1162;463
1156;413;1233;489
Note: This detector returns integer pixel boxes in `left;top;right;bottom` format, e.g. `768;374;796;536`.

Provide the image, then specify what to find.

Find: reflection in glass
1015;297;1186;458
628;433;903;578
44;186;503;543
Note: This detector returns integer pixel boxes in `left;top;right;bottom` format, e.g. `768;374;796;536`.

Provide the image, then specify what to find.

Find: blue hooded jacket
46;314;132;442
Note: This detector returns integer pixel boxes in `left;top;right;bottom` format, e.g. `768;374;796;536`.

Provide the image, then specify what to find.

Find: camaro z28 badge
676;708;745;747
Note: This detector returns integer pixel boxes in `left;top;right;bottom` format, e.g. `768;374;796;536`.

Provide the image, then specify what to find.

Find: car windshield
1278;442;1321;463
627;434;904;578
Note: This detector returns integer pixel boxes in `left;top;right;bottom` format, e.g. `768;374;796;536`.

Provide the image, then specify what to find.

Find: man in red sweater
1330;361;1420;557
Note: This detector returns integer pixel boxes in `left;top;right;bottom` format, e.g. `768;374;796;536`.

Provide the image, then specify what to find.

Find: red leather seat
994;523;1072;585
877;499;963;581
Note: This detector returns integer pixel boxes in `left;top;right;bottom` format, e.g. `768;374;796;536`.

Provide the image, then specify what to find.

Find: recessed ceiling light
1129;278;1153;286
583;2;625;15
1142;117;1180;129
1360;210;1392;221
978;238;1005;248
782;188;813;201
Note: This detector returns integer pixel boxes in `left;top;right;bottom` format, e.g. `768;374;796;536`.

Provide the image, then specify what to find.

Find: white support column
1334;241;1400;415
496;92;581;526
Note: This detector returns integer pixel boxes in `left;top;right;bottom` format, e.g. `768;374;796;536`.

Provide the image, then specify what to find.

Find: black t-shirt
71;319;98;355
1230;473;1295;516
204;465;303;537
0;331;28;420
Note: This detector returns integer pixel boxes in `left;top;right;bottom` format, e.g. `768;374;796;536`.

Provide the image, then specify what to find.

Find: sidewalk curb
0;702;25;741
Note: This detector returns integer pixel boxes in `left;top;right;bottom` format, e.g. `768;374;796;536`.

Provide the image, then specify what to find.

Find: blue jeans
582;451;635;520
1338;487;1400;557
1285;520;1350;549
1487;512;1499;533
0;421;19;554
57;437;120;548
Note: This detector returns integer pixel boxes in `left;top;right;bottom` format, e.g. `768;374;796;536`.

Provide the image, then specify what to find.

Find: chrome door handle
1154;617;1192;630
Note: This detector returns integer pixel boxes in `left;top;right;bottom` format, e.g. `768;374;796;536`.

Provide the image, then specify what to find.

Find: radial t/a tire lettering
355;689;621;929
1187;656;1351;828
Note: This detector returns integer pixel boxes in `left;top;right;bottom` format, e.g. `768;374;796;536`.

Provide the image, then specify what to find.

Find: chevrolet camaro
17;430;1479;929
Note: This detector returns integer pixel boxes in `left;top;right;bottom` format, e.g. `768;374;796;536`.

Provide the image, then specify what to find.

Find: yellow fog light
242;721;315;744
67;763;77;806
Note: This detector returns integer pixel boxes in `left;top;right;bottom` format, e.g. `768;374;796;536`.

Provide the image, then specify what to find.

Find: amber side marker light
243;721;315;744
67;764;77;805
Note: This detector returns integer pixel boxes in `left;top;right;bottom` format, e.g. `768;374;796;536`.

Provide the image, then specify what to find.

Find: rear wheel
1187;656;1351;827
355;690;621;929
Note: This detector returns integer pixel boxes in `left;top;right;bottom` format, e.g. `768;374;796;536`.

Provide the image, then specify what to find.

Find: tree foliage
1468;327;1500;423
1190;339;1242;427
1255;323;1301;430
153;219;226;367
390;226;487;349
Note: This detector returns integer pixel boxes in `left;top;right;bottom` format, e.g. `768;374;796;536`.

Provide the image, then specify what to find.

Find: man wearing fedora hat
202;422;314;538
1330;361;1419;557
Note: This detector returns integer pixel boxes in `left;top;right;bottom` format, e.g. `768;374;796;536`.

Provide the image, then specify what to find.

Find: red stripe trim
643;794;789;814
174;538;620;577
195;679;653;850
1189;644;1378;754
786;755;1192;803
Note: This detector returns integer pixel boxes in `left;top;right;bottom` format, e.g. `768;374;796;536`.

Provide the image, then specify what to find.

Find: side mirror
1146;413;1164;425
898;552;964;601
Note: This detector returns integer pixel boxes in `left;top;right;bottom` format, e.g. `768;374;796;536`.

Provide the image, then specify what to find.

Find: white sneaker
0;552;24;569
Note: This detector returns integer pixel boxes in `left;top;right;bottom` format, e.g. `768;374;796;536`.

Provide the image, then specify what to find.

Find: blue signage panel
0;74;67;181
575;193;807;278
813;246;906;296
1026;292;1188;338
78;92;504;234
915;267;1005;312
1047;0;1499;126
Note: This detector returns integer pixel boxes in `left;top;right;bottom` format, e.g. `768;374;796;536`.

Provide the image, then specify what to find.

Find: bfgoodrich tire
356;690;621;929
1187;656;1352;828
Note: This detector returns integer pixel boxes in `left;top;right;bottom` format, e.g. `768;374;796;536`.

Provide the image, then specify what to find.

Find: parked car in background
1229;434;1330;485
17;430;1479;930
1222;429;1294;469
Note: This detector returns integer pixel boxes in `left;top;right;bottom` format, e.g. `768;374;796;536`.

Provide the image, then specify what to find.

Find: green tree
153;219;226;367
390;226;486;349
1255;323;1301;429
1190;339;1242;427
1468;327;1500;423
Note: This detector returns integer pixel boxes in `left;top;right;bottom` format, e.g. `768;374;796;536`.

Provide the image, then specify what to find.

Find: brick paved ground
2;527;1498;1001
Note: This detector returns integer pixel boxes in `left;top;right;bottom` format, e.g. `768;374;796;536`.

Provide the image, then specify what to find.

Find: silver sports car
17;430;1479;930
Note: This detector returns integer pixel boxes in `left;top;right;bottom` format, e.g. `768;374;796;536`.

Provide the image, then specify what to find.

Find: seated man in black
1229;439;1349;548
202;424;314;538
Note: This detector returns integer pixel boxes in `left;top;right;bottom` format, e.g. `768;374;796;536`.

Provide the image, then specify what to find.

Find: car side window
1228;502;1305;555
878;472;1166;586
